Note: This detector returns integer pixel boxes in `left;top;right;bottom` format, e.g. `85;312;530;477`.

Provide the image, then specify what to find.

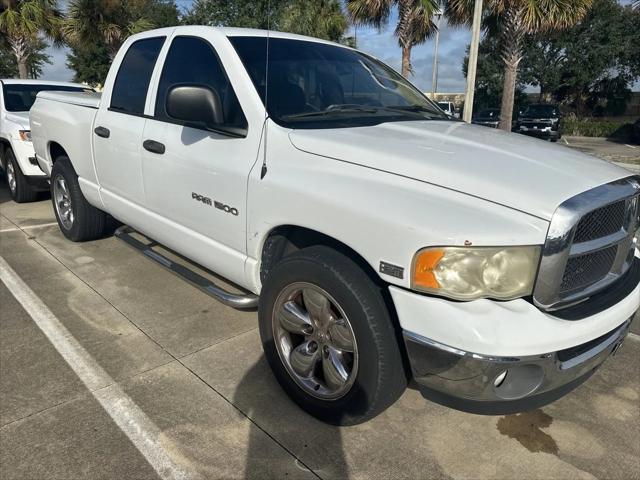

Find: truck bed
30;91;101;188
36;90;101;109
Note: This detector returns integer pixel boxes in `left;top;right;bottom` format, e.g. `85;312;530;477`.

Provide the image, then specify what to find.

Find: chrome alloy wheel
53;174;74;230
272;282;359;400
6;160;16;194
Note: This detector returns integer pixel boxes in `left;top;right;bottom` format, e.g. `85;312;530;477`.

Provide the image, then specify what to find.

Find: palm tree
447;0;592;131
64;0;154;61
348;0;440;78
279;0;349;43
0;0;62;79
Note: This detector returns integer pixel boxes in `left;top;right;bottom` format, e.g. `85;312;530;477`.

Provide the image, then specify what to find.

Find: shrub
561;118;630;138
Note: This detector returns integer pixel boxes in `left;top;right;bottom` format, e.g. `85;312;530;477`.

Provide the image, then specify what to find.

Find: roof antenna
260;0;271;180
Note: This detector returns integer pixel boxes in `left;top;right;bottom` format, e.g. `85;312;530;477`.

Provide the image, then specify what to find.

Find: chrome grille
534;176;640;311
560;245;617;293
573;200;626;243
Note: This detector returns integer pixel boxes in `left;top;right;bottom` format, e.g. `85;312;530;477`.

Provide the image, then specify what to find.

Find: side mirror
166;84;224;127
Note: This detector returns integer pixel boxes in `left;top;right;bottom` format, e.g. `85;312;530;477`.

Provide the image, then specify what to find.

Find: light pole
430;5;443;99
463;0;483;123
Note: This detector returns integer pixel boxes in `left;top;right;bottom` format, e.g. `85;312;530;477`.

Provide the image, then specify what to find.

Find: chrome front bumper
404;319;631;415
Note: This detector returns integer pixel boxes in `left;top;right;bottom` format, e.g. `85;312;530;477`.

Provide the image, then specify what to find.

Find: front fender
246;122;550;291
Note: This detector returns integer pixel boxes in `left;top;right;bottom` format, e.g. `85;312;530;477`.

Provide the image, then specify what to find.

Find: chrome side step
114;226;259;310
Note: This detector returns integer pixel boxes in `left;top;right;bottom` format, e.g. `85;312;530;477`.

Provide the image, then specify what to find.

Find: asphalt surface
1;158;639;479
563;137;640;172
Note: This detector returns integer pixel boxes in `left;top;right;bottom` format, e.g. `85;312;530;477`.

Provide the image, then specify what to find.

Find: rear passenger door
93;36;165;210
140;34;263;278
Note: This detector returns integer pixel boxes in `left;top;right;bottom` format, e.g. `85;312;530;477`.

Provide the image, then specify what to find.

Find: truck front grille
573;200;626;243
533;176;640;311
560;245;617;293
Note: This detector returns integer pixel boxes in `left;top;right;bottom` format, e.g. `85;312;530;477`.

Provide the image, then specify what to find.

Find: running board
114;226;259;310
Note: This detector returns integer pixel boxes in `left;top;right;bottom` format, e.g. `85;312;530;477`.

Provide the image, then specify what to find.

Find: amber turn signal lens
413;249;444;289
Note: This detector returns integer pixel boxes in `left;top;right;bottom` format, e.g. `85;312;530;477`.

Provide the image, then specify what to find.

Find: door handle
94;126;110;138
143;139;165;155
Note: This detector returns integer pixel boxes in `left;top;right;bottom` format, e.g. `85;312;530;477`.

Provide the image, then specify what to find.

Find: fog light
493;364;544;400
494;370;508;388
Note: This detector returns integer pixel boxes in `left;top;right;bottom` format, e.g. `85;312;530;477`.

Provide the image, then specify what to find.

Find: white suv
0;79;92;202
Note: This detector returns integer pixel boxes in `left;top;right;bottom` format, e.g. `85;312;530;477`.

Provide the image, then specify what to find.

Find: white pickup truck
1;79;93;202
30;26;640;424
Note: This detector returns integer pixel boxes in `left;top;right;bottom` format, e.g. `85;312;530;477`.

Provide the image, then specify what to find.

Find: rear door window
110;37;165;115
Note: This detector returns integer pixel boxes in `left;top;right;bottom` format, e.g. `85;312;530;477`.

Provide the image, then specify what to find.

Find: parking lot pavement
563;137;640;173
1;183;639;480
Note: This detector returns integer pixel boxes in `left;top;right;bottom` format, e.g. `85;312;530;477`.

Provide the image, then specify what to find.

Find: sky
41;0;637;93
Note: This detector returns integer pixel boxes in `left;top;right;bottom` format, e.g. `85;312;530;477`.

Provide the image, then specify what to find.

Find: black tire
259;246;407;425
4;147;38;203
50;157;106;241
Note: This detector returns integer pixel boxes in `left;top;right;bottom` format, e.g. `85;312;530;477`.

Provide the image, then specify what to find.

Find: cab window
154;36;247;130
110;37;165;115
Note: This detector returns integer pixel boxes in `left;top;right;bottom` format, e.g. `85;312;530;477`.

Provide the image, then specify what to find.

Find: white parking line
0;222;59;234
625;144;637;149
0;256;197;480
563;138;570;146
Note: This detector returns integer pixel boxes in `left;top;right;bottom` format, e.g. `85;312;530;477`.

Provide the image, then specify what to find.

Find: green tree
184;0;350;43
184;0;282;29
279;0;348;43
347;0;439;77
64;0;155;60
0;38;19;77
519;0;639;115
64;0;179;86
0;0;62;79
447;0;593;131
67;39;111;86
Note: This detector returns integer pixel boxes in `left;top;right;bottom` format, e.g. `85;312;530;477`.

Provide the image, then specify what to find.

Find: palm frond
347;0;393;28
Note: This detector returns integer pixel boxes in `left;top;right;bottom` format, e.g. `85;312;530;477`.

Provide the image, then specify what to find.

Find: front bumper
403;319;630;415
517;124;558;139
472;121;499;128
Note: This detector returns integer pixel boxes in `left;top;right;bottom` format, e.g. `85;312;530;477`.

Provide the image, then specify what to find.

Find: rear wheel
4;147;38;203
51;157;106;241
259;246;407;425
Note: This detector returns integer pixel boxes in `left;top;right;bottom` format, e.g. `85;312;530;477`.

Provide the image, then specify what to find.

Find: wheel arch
0;137;12;167
259;225;384;289
48;141;69;164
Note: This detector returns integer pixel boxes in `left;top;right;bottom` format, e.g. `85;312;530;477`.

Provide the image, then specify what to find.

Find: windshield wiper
379;105;443;118
283;105;379;119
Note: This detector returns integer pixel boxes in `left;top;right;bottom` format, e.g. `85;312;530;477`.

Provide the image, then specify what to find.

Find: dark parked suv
515;104;562;142
472;108;501;128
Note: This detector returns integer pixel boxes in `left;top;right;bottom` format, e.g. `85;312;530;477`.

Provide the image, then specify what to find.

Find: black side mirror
166;84;224;127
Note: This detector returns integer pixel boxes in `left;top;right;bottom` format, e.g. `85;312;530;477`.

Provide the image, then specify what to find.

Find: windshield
522;105;557;117
2;84;92;112
229;36;447;129
437;102;450;110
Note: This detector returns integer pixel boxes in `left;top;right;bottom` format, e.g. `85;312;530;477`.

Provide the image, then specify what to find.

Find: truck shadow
234;358;350;479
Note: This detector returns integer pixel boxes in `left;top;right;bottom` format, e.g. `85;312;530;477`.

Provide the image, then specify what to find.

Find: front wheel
259;246;407;425
3;147;38;203
51;157;106;241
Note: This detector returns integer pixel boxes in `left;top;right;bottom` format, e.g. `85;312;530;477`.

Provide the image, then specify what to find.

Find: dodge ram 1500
30;26;640;425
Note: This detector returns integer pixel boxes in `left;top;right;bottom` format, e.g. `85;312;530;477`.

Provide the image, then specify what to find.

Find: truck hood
289;120;631;220
4;111;29;130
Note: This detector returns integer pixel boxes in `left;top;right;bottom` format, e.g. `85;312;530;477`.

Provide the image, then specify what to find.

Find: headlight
18;130;32;142
412;246;541;301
